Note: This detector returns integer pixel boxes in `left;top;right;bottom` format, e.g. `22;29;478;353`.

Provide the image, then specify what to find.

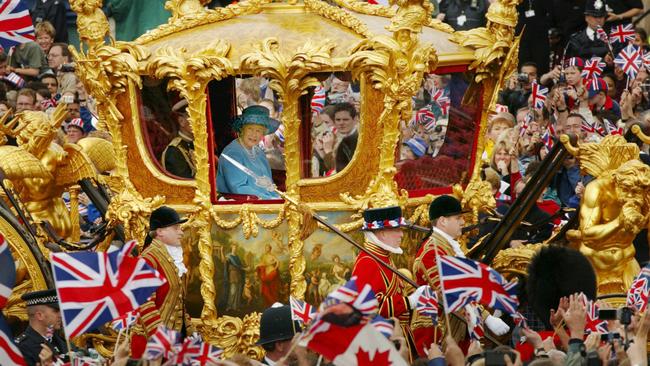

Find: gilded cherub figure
69;0;109;48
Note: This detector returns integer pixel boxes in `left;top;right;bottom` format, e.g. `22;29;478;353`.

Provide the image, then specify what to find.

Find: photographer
499;63;538;115
437;0;490;31
46;43;77;96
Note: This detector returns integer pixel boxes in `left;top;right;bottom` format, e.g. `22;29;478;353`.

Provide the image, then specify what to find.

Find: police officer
565;0;611;60
257;304;301;365
15;289;68;366
162;99;196;179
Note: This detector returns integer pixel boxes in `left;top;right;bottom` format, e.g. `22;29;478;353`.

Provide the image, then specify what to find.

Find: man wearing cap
352;205;428;360
65;117;86;144
565;0;611;60
412;195;509;346
162;99;196;179
16;289;68;366
257;304;301;365
131;206;196;358
587;77;621;118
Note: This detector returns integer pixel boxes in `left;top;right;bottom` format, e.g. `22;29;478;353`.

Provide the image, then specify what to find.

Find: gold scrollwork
135;0;271;45
210;204;287;239
303;0;373;38
200;313;263;359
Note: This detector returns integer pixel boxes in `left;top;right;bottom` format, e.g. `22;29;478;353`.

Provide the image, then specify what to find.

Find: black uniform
516;0;552;75
565;29;610;59
162;135;196;179
15;326;68;366
439;0;490;31
31;0;68;43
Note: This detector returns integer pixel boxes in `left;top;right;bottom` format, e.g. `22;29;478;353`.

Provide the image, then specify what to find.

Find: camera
598;307;633;325
558;72;567;86
517;72;530;83
60;63;75;73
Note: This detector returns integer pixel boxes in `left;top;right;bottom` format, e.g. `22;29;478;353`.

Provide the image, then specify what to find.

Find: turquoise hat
232;105;280;134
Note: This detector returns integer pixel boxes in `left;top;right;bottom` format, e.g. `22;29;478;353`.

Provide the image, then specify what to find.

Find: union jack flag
578;294;608;334
609;23;635;44
50;240;165;338
542;128;554;149
415;286;438;324
581;119;605;136
144;325;181;360
531;82;548;110
0;284;25;365
432;88;450;115
110;310;139;331
627;266;650;312
0;234;15;310
416;106;436;125
596;26;610;45
643;51;650;71
290;296;317;326
604;119;623;135
582;58;606;79
464;303;484;341
187;341;224;365
511;311;528;328
437;255;519;314
4;72;25;88
519;113;533;137
311;86;327;114
0;1;35;50
615;44;642;79
323;277;379;317
495;104;509;113
369;315;394;339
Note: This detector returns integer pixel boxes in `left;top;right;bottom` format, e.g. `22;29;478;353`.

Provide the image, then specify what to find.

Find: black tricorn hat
527;245;597;329
429;195;465;221
144;206;188;245
22;289;59;309
362;206;406;231
584;0;607;17
256;304;301;345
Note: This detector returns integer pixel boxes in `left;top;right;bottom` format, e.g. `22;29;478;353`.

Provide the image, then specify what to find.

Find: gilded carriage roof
134;1;475;69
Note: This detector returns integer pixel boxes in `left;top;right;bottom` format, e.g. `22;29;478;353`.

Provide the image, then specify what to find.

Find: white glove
408;285;429;308
485;315;510;336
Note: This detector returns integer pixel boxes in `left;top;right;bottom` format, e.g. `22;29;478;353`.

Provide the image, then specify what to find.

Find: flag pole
433;243;452;334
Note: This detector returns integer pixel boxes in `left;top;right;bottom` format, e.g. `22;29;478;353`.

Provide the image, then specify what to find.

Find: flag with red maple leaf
302;320;407;366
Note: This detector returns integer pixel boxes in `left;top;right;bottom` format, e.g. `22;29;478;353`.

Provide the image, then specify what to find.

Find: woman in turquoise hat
217;105;280;199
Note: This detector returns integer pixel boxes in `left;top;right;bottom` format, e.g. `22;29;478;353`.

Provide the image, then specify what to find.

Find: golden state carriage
3;0;650;359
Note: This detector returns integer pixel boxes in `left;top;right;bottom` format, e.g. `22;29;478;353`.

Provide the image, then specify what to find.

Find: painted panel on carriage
395;72;478;192
183;210;364;317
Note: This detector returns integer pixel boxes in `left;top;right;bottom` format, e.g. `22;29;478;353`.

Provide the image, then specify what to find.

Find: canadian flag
302;320;407;366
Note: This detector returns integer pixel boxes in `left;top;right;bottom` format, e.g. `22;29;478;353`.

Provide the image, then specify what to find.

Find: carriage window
139;77;196;179
211;77;287;202
394;71;479;193
307;74;361;178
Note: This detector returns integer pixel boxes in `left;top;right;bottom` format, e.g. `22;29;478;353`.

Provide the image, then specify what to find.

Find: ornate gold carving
451;0;519;84
303;0;372;38
241;37;335;300
165;0;207;22
0;106;100;240
492;243;546;279
199;313;263;359
345;1;436;209
73;332;118;358
135;0;270;45
210;204;286;239
146;40;233;323
561;135;646;295
69;0;109;48
331;0;454;33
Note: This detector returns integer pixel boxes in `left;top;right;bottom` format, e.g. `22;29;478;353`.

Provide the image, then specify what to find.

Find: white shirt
586;27;596;41
432;227;465;257
264;356;277;365
165;244;188;277
364;231;403;254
